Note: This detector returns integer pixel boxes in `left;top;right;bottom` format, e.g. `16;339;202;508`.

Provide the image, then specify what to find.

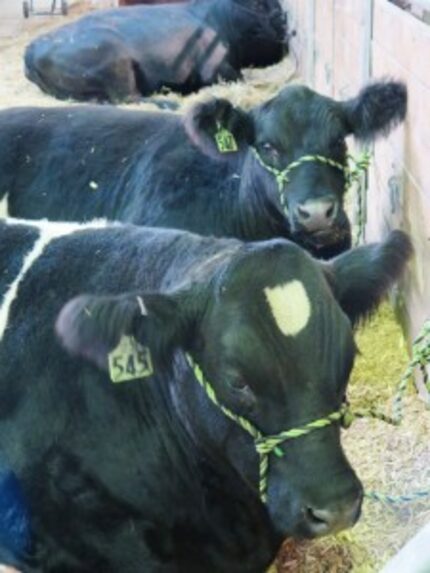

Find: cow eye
333;137;345;150
228;377;249;392
260;142;279;158
227;377;257;411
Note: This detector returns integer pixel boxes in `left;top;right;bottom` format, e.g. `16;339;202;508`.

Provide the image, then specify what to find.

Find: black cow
24;0;287;103
0;80;406;259
0;218;411;571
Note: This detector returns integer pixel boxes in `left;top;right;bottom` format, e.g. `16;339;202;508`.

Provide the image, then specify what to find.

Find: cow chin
265;467;363;540
291;222;352;259
267;498;362;541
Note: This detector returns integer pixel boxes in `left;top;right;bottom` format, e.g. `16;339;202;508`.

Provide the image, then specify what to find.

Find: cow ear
184;98;255;160
342;80;407;141
325;231;413;326
55;292;194;371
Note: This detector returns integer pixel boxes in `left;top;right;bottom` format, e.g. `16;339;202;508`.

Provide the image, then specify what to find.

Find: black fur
0;220;411;569
56;291;193;371
328;230;413;325
185;98;254;160
343;79;407;141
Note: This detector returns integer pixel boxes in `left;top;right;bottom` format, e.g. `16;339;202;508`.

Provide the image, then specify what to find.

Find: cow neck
204;177;246;239
161;358;281;569
178;156;252;240
236;153;291;241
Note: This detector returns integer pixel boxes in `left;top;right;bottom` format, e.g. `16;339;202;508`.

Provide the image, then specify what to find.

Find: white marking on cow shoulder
4;217;109;231
0;218;109;341
264;280;311;337
0;194;9;218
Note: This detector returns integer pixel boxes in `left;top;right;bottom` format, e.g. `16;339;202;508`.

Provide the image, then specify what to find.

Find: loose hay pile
276;304;430;573
1;7;428;573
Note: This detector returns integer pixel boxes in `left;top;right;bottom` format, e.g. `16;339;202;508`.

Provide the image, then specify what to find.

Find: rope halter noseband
251;147;371;217
186;353;349;502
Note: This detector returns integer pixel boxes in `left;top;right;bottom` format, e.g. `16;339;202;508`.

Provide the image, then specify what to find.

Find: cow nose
303;495;362;537
294;198;338;232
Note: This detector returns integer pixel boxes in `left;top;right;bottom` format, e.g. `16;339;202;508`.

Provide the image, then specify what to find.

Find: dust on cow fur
1;4;429;572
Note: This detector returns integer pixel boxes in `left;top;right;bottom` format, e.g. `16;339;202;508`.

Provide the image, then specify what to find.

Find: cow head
185;80;407;258
204;0;288;66
56;231;412;538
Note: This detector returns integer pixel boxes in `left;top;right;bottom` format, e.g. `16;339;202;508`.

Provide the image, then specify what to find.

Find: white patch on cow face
264;280;311;337
0;194;9;218
0;218;110;341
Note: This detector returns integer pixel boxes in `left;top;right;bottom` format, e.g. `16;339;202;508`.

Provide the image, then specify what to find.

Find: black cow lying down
24;0;287;103
0;80;406;259
0;218;412;571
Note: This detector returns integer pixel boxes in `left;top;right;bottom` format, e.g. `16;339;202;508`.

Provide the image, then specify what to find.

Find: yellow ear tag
215;127;238;153
108;335;153;383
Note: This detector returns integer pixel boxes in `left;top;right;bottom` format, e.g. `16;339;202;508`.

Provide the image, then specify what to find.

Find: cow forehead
264;280;311;337
260;87;343;134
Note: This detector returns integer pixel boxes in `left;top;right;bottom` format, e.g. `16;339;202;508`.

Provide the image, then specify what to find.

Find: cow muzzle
300;492;363;537
269;477;363;539
294;196;339;233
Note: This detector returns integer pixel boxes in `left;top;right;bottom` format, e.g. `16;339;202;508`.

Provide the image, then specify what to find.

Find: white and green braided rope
251;147;371;193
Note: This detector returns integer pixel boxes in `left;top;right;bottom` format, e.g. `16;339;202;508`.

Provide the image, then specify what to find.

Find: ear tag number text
215;128;238;153
108;336;153;383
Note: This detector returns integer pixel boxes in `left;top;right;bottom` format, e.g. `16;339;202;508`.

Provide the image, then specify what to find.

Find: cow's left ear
342;80;407;141
55;291;196;371
324;231;413;326
184;98;255;160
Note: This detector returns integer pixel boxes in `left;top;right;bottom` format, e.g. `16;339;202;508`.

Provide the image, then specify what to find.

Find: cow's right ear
184;98;255;160
323;230;413;327
55;291;196;372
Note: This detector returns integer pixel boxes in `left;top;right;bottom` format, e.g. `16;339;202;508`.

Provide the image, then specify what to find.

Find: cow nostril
305;506;331;528
326;205;335;219
297;206;311;221
303;495;362;537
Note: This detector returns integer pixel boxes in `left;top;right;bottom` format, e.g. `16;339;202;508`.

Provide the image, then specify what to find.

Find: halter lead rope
185;319;430;505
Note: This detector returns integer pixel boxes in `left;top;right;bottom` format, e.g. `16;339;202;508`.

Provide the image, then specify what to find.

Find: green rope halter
186;353;349;502
251;147;371;220
185;318;430;505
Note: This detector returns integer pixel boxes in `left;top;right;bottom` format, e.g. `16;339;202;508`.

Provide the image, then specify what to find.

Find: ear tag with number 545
108;335;153;383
